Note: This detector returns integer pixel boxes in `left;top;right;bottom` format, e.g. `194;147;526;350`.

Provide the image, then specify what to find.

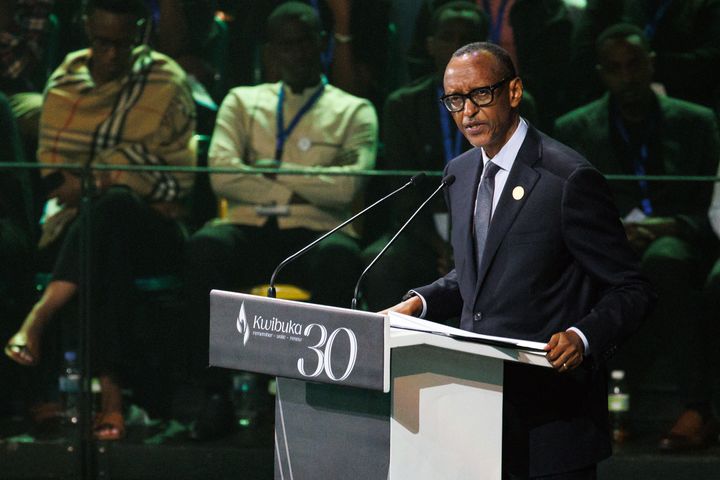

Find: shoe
659;409;720;452
189;393;236;441
93;411;126;441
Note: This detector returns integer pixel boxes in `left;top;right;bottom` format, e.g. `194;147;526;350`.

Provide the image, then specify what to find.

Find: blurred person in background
555;24;720;428
182;1;377;440
4;0;196;440
407;0;573;130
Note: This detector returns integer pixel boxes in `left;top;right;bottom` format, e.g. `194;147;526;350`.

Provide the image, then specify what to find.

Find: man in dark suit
386;42;655;479
364;1;538;312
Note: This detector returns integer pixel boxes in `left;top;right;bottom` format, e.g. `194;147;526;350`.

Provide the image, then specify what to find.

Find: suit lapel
474;128;542;298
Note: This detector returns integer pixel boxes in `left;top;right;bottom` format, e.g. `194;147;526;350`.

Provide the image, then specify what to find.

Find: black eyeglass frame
440;77;513;112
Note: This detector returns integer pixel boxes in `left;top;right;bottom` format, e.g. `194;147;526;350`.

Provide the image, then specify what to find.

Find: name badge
255;204;290;217
297;137;312;152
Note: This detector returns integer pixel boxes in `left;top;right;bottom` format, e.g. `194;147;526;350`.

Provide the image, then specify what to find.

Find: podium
209;290;551;479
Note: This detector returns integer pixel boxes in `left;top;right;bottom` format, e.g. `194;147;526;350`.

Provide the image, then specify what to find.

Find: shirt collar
481;117;528;172
280;77;326;100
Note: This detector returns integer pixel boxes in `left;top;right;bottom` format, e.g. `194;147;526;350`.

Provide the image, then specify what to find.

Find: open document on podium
388;311;547;354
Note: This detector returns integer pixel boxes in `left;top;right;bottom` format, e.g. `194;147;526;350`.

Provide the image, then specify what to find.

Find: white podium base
390;345;504;480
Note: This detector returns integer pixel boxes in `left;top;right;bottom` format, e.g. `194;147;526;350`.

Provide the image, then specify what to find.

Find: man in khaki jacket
182;1;378;440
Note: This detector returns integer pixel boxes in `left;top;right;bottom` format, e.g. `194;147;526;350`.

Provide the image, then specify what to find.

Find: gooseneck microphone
267;173;426;298
351;174;456;309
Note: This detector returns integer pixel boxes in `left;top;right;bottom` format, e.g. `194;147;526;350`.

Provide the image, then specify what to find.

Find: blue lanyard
147;0;161;30
482;0;512;44
613;112;655;216
275;77;328;161
309;0;334;72
437;86;465;164
644;0;674;41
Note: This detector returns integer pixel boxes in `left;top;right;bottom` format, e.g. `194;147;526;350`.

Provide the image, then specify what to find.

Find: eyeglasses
440;77;512;112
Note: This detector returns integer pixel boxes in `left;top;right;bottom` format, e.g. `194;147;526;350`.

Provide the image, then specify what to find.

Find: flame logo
236;302;250;346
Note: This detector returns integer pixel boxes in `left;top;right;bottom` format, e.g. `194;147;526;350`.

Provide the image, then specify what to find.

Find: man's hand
624;217;679;252
623;222;656;252
544;330;585;372
379;295;423;317
638;216;679;238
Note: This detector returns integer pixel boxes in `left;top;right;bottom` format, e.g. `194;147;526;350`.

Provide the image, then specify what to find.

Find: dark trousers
614;235;712;387
685;257;720;415
52;187;185;392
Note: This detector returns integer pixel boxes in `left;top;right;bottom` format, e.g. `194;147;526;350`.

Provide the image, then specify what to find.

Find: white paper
388;311;547;353
623;207;647;223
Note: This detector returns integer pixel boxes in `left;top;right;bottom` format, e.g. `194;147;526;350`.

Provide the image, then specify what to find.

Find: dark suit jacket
414;124;655;476
554;92;720;247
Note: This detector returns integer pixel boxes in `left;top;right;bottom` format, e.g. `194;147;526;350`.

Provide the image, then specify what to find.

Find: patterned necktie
474;161;501;271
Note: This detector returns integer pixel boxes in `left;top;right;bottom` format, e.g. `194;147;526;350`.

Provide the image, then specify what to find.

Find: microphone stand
351;175;455;309
267;173;425;298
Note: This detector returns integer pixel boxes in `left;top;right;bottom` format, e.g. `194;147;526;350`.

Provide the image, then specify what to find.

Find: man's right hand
379;295;423;317
623;222;655;252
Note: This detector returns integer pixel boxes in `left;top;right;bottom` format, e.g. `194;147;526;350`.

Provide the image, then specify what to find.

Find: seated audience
555;23;720;403
0;0;55;126
3;0;196;440
183;1;377;439
145;0;227;133
1;0;56;212
659;168;720;452
224;0;396;113
0;92;36;416
570;0;720;112
407;0;574;130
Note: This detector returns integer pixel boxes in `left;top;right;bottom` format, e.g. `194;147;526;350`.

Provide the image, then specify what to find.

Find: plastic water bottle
59;351;81;425
232;372;258;428
608;369;630;443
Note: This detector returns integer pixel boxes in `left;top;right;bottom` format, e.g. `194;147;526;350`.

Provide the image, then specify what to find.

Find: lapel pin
512;186;525;200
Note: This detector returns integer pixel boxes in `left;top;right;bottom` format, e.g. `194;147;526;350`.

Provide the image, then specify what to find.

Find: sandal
4;334;39;366
93;411;125;441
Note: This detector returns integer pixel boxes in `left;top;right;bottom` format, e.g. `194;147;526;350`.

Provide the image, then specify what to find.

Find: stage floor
1;414;718;480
